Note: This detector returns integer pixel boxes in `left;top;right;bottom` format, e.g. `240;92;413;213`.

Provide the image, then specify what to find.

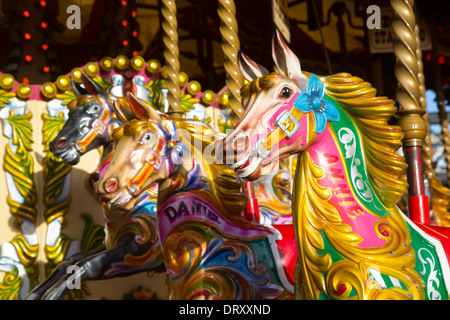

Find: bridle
254;92;304;160
126;122;179;196
75;100;116;153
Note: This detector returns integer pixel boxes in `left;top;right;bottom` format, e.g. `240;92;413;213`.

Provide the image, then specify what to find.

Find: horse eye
281;87;292;99
140;133;153;144
87;104;100;114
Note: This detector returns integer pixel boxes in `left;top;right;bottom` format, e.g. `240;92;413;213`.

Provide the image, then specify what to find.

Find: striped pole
161;0;182;117
218;0;259;223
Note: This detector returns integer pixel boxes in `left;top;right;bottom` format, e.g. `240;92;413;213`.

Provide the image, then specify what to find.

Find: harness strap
127;135;167;195
76;106;113;152
257;94;303;158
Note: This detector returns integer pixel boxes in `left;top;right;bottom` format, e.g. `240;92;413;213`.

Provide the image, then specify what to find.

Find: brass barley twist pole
162;0;182;116
218;0;245;124
391;0;429;223
218;0;259;222
417;24;433;180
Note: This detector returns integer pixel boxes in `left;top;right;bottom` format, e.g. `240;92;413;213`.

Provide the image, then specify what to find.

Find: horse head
50;72;122;165
215;30;338;181
95;93;179;210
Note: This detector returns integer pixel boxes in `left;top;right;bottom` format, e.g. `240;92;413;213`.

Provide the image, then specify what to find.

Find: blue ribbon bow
293;74;339;133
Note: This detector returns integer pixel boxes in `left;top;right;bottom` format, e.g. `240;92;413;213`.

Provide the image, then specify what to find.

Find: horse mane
176;119;248;215
321;73;408;208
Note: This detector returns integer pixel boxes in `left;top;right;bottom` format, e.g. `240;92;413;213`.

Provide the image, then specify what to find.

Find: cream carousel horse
94;92;297;299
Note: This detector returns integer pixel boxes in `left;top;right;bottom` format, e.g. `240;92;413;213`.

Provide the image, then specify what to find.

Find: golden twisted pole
161;0;182;116
218;0;245;125
415;24;426;119
391;0;429;223
217;0;259;222
417;23;433;181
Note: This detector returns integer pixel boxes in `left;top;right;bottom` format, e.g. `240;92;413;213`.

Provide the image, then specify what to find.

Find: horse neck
156;132;207;201
156;131;250;229
102;139;114;160
303;125;390;248
293;124;421;299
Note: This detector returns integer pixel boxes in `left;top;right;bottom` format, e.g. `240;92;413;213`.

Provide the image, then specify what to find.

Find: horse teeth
236;157;262;179
108;192;123;207
58;147;78;160
108;191;132;210
118;193;133;207
228;153;250;170
58;148;71;158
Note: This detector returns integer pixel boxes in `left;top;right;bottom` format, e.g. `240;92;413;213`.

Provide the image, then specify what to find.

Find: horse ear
126;92;163;123
272;29;309;91
238;50;270;82
111;97;138;123
80;72;109;99
71;78;88;96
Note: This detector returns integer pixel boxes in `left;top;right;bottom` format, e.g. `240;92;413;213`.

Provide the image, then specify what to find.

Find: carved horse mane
322;73;408;207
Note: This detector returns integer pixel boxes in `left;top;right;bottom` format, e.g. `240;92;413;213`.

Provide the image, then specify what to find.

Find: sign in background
368;8;432;53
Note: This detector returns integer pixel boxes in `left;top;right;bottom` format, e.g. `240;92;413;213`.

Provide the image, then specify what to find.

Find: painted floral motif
293;74;339;133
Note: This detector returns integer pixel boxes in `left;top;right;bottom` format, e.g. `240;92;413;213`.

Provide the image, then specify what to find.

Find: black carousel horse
26;73;163;300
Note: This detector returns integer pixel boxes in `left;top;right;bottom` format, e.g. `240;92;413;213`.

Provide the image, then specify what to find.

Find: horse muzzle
214;136;263;181
49;138;81;165
96;176;135;211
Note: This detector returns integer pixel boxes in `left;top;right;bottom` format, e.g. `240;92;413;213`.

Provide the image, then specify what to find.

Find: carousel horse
94;92;297;299
25;74;163;300
215;30;450;300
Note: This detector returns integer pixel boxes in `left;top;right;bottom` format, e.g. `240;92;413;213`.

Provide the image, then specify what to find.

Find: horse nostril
104;177;119;193
56;138;67;148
